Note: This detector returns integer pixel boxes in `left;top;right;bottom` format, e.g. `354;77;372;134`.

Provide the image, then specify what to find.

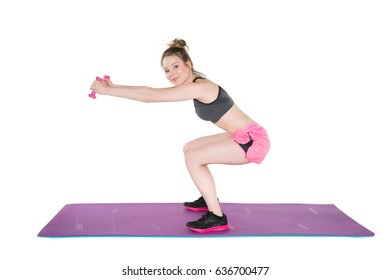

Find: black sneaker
186;211;230;233
184;196;208;211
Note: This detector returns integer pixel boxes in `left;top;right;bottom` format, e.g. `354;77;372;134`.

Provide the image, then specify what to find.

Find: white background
1;0;389;279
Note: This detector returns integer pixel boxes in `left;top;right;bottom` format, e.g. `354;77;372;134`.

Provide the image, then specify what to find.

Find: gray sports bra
193;77;234;123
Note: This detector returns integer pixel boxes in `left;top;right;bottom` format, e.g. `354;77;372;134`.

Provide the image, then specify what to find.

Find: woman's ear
185;60;192;69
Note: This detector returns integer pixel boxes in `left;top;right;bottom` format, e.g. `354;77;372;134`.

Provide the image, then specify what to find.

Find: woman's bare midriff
215;104;255;134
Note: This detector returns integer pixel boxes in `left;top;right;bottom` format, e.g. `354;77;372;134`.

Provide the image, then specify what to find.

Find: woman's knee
183;142;197;167
183;133;229;156
183;137;202;156
183;141;193;157
184;147;202;168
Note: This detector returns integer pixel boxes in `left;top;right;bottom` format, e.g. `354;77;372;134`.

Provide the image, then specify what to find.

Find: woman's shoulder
191;78;219;103
193;77;217;87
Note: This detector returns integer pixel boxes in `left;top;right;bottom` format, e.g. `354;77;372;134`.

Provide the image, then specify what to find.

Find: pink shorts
231;122;270;164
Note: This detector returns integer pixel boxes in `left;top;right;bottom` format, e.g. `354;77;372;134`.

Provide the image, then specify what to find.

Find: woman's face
163;55;192;86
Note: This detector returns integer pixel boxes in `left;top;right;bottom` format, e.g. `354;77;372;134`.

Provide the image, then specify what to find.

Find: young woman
90;38;270;233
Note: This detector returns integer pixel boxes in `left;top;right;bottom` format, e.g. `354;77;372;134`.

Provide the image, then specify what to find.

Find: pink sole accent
184;206;208;212
187;224;230;233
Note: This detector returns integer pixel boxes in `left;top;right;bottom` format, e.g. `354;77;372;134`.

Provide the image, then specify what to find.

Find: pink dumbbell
89;75;111;99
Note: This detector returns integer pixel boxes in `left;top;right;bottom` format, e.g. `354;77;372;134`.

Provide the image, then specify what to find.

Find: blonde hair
161;38;206;78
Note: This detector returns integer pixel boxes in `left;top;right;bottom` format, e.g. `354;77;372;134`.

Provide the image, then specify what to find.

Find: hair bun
168;38;188;50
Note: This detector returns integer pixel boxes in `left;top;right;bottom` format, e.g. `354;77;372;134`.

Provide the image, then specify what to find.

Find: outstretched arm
90;78;215;103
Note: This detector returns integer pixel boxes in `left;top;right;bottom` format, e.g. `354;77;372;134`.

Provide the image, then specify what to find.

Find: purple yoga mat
38;203;374;237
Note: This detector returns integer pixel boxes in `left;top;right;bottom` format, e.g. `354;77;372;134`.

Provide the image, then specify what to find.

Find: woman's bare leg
183;133;231;154
183;133;249;216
